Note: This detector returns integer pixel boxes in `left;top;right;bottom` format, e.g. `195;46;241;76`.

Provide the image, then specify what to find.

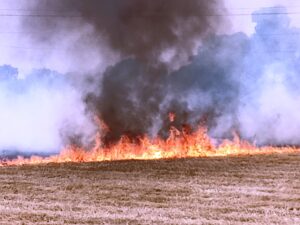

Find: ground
0;154;299;225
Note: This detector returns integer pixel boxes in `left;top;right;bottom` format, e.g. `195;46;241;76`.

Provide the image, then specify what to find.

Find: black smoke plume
22;0;227;144
18;2;300;147
87;6;300;146
24;0;226;63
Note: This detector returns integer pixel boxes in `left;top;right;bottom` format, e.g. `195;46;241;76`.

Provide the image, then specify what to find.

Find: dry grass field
0;154;299;225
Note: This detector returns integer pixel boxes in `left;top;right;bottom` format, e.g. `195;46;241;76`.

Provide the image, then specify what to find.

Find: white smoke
0;68;95;154
239;63;300;145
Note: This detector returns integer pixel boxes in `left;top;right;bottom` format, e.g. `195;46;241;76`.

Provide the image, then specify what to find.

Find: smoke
23;0;226;66
92;32;247;143
0;66;95;155
87;6;300;146
3;2;300;154
237;6;300;145
20;0;227;144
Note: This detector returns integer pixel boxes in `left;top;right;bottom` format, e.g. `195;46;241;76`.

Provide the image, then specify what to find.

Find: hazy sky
226;0;300;33
0;0;300;71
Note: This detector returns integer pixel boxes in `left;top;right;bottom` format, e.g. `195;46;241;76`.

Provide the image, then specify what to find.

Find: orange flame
1;125;299;167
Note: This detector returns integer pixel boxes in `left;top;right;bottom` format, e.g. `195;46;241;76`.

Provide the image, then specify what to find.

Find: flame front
1;125;299;166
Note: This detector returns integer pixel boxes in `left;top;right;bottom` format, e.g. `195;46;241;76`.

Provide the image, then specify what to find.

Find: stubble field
0;153;299;224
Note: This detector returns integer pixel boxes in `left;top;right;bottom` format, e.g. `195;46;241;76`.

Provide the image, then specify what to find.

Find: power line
228;5;300;10
0;6;300;11
0;29;77;34
0;43;299;53
0;44;63;51
0;8;77;12
0;11;300;18
0;14;82;18
2;32;300;36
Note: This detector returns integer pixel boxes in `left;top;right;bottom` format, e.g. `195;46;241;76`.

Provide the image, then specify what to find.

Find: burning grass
0;154;299;224
1;126;300;166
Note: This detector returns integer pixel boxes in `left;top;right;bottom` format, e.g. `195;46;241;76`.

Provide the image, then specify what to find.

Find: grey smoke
0;66;95;154
21;0;227;144
88;6;300;146
13;3;300;148
23;0;226;65
237;7;300;145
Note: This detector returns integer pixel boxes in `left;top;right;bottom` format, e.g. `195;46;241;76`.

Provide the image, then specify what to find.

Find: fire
1;124;299;166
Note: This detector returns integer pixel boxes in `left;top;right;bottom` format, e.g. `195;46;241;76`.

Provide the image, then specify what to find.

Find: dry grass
0;154;299;224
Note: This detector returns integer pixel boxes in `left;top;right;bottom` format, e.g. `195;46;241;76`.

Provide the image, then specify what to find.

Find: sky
226;0;300;34
0;0;299;72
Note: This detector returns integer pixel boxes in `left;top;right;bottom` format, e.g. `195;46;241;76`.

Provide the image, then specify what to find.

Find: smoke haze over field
0;66;95;154
84;5;300;146
1;1;300;154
